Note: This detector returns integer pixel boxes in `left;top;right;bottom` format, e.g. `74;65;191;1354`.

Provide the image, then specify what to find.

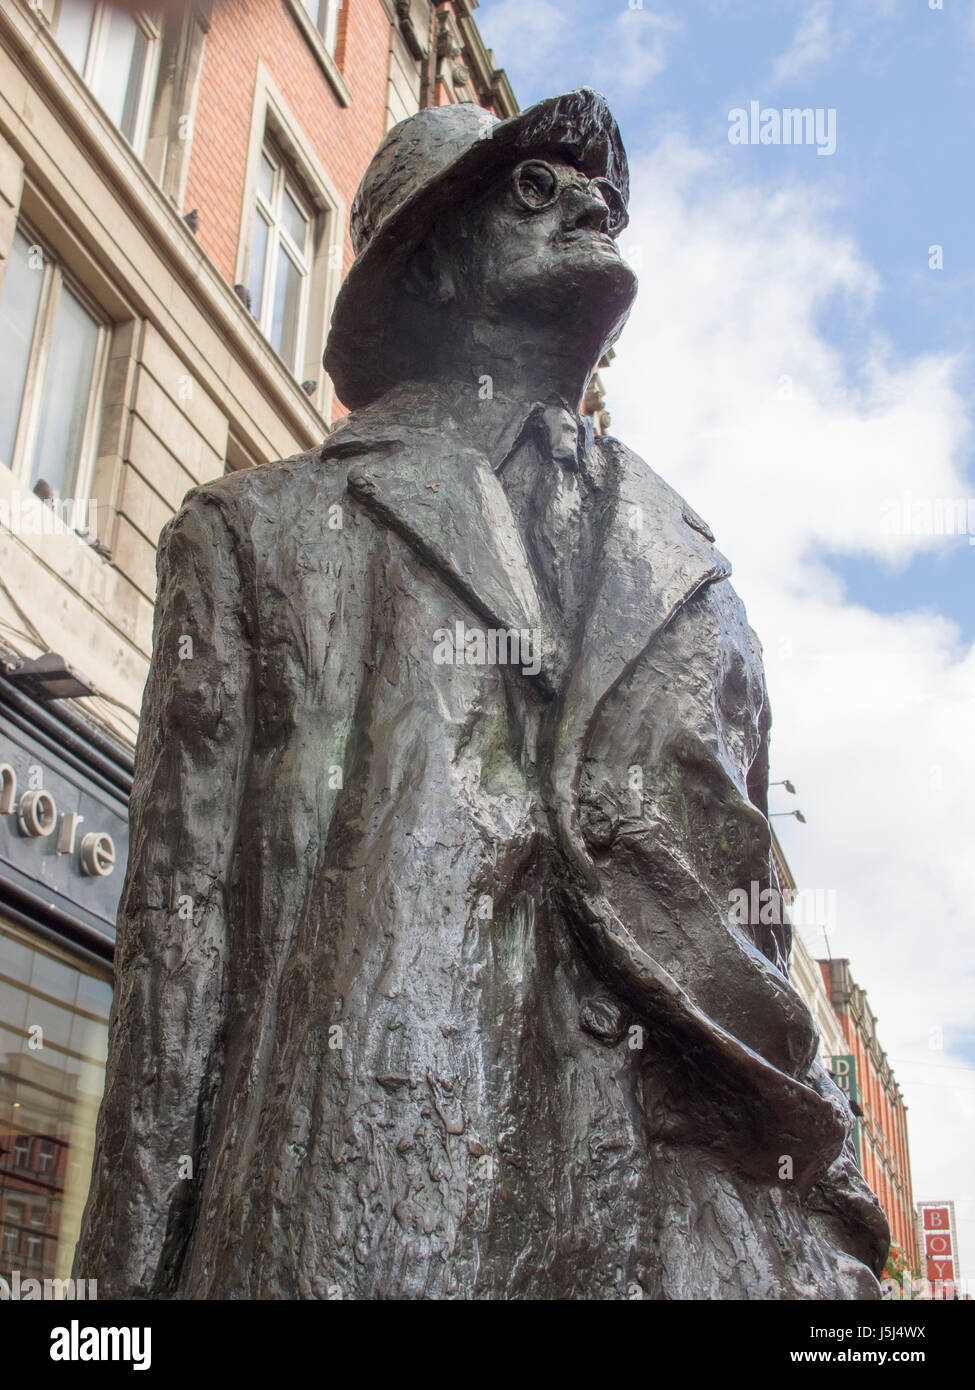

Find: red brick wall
185;0;393;286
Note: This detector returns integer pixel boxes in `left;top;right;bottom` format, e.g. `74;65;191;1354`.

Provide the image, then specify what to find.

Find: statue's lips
558;228;621;252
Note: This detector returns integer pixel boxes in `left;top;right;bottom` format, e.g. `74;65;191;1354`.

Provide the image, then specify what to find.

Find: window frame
284;0;351;102
1;219;112;506
234;66;347;421
248;141;315;379
54;0;161;156
303;0;341;55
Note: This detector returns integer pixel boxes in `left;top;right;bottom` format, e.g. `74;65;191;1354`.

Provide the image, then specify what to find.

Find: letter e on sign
80;832;115;877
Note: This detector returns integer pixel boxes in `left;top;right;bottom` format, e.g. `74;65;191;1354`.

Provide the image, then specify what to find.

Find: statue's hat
323;88;629;410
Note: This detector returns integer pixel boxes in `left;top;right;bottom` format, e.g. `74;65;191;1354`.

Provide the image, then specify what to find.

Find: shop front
0;671;130;1286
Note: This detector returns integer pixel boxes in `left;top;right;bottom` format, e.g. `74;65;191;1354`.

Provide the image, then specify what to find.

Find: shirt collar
431;374;581;474
325;375;592;476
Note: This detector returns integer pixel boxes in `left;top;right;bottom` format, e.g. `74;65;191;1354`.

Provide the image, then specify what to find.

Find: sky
476;0;975;1281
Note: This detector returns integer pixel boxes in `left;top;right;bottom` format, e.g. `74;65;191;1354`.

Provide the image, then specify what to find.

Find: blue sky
477;0;975;1277
480;0;975;636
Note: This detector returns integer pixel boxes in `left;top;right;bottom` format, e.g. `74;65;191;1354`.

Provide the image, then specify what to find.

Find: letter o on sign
17;790;57;838
80;832;115;877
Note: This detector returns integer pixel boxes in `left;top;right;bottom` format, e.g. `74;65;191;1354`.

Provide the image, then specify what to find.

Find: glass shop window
0;917;112;1285
0;224;110;501
246;143;314;378
301;0;341;55
55;0;160;154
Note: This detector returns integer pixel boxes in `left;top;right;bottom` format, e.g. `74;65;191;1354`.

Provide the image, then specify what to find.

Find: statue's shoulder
169;444;341;539
318;386;453;465
599;433;719;547
603;436;764;653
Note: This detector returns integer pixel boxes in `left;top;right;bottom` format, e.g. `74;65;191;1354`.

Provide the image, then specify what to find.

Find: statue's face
453;156;638;325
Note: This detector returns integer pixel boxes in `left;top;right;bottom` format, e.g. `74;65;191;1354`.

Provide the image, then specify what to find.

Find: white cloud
609;134;975;1272
474;0;564;57
603;8;682;92
771;0;837;85
478;1;679;96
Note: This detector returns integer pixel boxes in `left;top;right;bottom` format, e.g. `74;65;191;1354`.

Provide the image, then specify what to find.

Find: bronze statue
74;89;889;1298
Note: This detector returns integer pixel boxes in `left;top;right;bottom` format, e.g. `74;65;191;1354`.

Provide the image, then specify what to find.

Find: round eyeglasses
510;159;629;237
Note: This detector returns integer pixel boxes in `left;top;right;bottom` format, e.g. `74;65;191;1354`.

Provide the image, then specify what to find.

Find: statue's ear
403;239;457;304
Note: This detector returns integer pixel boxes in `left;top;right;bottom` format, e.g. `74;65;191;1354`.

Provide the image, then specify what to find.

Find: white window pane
257;151;275;204
92;7;142;138
281;187;308;252
56;0;96;74
28;285;100;498
269;244;303;369
247;209;270;320
0;231;45;467
322;0;339;53
119;25;149;144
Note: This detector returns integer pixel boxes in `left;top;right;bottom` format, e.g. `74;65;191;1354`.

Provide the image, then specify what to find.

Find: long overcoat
74;381;889;1299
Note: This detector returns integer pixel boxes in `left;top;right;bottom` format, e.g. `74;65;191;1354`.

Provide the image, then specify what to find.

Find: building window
236;66;346;415
246;144;314;378
55;0;159;154
0;225;110;500
301;0;340;55
0;917;112;1285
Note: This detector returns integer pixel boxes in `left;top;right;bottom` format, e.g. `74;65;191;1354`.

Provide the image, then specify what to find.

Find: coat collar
326;380;546;656
324;381;731;717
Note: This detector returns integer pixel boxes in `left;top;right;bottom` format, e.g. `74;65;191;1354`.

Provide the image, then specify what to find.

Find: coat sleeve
72;489;252;1296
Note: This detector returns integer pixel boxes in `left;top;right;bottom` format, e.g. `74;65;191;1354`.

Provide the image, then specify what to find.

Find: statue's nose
564;185;611;233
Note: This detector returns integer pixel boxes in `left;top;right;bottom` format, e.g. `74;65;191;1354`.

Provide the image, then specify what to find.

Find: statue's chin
501;253;638;341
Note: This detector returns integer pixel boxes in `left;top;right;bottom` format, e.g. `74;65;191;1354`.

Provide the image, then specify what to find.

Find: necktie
499;405;599;633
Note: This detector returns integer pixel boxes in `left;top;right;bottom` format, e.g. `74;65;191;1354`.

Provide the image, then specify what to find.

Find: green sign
829;1054;861;1166
829;1054;858;1102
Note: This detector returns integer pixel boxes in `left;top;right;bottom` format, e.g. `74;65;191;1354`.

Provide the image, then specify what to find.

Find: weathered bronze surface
74;89;889;1299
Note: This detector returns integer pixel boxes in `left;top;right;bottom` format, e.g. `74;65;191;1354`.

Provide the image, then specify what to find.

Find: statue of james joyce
74;89;889;1299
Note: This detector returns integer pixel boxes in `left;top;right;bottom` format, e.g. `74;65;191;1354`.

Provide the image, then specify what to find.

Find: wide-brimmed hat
323;88;629;411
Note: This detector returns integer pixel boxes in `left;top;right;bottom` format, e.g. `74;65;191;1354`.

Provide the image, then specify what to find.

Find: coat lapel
326;400;545;655
552;438;732;849
572;436;732;720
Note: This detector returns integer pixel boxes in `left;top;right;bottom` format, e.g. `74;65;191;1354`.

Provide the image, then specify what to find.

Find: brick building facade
820;957;921;1272
772;833;920;1275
